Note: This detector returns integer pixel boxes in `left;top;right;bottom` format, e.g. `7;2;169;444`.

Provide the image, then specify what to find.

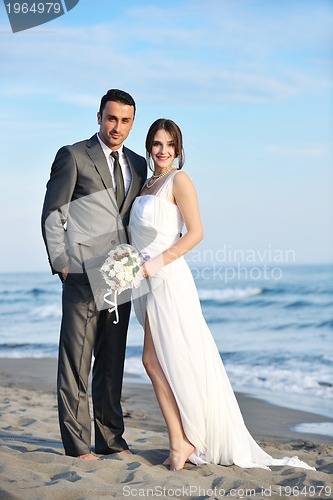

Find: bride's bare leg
143;315;195;470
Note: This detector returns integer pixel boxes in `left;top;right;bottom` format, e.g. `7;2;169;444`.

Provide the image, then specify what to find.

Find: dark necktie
111;151;125;209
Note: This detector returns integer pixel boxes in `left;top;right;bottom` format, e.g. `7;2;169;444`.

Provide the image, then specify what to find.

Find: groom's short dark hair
99;89;136;116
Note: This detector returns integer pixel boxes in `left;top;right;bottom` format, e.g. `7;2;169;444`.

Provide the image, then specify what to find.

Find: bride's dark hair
145;119;185;169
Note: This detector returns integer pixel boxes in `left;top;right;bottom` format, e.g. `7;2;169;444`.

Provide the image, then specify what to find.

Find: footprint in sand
49;471;81;484
19;418;37;427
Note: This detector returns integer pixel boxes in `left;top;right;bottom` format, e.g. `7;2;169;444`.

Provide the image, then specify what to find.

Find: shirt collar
97;133;124;158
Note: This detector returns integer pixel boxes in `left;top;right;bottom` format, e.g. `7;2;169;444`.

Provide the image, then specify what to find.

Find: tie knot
111;151;119;160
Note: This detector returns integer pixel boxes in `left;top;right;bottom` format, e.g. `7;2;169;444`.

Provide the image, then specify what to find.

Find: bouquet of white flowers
99;244;143;323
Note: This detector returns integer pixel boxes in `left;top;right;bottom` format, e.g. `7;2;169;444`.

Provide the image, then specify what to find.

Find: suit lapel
86;134;114;189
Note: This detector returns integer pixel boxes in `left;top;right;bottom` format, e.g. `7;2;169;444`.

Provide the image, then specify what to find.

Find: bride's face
151;129;176;171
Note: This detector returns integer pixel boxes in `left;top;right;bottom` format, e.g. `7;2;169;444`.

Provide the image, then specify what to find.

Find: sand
0;358;332;500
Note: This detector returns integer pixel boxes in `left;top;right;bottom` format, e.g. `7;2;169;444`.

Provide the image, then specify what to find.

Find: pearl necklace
146;166;175;189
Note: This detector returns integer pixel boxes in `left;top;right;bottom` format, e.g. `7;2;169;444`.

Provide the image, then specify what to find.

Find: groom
41;89;147;459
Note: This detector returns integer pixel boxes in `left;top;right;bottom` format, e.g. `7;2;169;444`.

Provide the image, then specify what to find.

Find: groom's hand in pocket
61;266;69;281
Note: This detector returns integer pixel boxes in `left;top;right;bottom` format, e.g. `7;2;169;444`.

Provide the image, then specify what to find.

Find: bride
128;119;315;472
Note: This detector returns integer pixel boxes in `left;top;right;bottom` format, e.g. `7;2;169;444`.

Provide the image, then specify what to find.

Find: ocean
0;264;332;420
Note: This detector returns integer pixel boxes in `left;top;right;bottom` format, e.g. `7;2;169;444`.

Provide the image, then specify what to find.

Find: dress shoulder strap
157;170;180;202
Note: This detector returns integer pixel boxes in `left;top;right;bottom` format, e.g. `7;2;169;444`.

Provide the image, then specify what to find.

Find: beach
0;358;332;500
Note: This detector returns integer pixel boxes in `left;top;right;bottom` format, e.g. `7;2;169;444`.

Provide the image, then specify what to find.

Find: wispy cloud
126;0;333;54
266;145;332;157
0;1;331;109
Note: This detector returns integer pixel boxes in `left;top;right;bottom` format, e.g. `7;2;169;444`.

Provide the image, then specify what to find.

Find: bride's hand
141;256;163;278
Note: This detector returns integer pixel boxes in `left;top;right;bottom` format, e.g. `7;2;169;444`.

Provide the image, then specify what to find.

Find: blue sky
0;0;332;272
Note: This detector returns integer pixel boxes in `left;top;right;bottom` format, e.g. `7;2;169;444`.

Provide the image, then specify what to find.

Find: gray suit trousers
57;272;131;456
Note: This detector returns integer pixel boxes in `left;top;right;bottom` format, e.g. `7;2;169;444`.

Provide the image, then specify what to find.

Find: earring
148;155;155;173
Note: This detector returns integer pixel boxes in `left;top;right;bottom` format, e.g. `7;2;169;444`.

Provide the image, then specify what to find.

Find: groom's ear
97;112;102;125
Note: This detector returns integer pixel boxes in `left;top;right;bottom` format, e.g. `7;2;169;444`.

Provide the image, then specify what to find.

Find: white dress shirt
97;133;132;195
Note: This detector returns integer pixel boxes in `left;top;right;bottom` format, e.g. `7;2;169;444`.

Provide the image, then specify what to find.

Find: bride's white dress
128;171;314;471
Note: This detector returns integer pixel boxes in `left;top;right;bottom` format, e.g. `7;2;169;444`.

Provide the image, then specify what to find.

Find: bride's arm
143;171;203;277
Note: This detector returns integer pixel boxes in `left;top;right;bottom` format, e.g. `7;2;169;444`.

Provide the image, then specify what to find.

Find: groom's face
97;101;135;150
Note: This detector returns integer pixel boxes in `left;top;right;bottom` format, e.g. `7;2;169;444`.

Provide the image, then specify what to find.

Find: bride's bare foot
77;453;99;460
163;454;192;466
169;441;195;471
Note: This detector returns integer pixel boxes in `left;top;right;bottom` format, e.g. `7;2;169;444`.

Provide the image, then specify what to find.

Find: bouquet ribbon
103;290;120;324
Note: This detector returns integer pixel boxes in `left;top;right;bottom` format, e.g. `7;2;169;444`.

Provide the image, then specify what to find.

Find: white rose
113;262;122;272
117;270;125;280
126;270;132;278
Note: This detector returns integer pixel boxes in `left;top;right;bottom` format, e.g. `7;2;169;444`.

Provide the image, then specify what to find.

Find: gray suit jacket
42;133;147;275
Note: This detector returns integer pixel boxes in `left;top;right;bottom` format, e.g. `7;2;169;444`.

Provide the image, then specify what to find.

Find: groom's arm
41;146;77;274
